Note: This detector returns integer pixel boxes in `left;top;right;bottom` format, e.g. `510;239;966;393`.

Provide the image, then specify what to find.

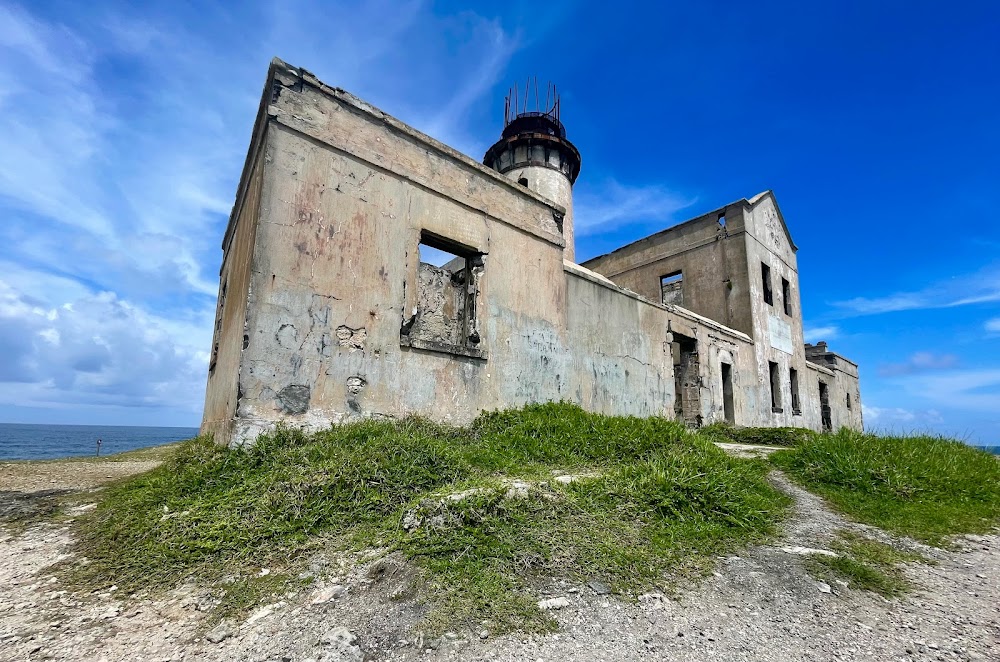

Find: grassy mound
771;429;1000;545
73;403;788;632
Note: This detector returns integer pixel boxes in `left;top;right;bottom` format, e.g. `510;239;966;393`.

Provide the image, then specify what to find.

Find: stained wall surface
201;59;862;445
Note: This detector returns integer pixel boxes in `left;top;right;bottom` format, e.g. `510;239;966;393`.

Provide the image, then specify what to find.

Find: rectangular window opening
768;360;782;412
789;367;800;415
661;270;683;306
846;392;852;410
402;232;485;359
782;277;792;316
761;263;773;306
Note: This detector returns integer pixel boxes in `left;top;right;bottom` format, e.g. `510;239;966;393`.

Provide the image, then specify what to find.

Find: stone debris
538;597;571;610
553;473;601;485
781;546;839;557
244;601;284;625
587;580;612;595
310;584;347;604
318;626;362;662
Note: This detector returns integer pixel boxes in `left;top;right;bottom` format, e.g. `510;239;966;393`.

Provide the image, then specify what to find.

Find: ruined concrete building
201;59;862;445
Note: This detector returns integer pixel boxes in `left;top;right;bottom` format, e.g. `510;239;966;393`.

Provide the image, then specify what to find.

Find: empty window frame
761;263;773;306
789;367;800;414
661;270;683;306
846;392;852;410
782;277;792;316
768;360;782;412
401;232;484;358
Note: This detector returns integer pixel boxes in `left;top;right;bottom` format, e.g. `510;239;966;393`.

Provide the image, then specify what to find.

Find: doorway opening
818;380;832;432
672;333;701;427
721;362;735;425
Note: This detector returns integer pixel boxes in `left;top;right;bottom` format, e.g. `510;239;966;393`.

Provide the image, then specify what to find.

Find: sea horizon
0;422;200;461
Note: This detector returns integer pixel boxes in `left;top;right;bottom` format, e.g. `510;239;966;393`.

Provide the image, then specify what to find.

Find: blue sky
0;1;997;443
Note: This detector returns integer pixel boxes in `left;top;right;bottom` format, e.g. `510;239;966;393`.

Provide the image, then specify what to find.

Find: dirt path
0;462;997;661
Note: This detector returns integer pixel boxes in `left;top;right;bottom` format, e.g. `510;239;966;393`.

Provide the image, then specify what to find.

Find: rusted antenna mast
503;78;561;128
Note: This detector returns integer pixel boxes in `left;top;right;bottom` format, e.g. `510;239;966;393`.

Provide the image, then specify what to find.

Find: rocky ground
0;455;997;662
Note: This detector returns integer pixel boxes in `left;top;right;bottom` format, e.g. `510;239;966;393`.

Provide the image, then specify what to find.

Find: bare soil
0;456;997;662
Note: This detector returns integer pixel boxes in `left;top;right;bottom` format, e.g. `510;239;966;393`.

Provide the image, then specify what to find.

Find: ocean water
0;423;200;461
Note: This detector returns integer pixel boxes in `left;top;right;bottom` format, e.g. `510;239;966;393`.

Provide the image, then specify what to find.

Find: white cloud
862;405;943;426
0;277;211;414
878;351;959;377
878;368;1000;416
834;265;1000;316
803;325;839;343
574;180;695;236
985;318;1000;333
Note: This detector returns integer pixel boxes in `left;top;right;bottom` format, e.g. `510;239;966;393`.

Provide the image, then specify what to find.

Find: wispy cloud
986;317;1000;333
0;1;531;424
878;351;959;377
862;404;943;425
833;264;1000;316
803;325;839;343
574;180;695;236
880;368;1000;416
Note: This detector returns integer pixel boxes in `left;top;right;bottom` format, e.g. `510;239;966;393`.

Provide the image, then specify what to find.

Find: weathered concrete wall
563;263;758;425
581;202;754;337
200;142;264;441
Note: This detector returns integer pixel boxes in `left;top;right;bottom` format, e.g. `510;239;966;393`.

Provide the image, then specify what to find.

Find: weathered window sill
792;408;802;416
400;336;487;361
772;406;784;413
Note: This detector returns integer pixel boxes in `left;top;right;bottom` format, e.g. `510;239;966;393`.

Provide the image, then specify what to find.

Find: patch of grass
700;422;812;447
0;489;76;532
771;429;1000;545
805;531;927;598
70;403;789;633
214;572;310;622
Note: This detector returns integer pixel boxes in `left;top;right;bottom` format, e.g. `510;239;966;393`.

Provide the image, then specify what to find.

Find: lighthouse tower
484;82;582;261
